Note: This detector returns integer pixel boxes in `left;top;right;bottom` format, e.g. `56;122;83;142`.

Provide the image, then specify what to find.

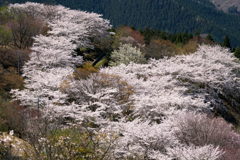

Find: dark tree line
3;0;240;47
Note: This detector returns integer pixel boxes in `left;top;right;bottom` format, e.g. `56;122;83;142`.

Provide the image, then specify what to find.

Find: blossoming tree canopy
10;2;111;112
7;2;240;159
102;45;240;121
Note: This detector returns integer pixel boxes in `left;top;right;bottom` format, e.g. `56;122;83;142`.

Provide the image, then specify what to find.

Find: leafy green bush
234;47;240;59
0;25;12;47
32;127;118;160
0;6;12;25
109;43;146;66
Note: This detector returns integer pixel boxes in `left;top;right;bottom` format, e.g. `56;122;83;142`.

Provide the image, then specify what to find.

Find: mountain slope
3;0;240;46
211;0;240;13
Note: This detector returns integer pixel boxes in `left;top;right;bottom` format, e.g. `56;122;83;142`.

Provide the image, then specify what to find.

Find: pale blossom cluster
63;73;134;125
109;43;146;66
11;2;111;113
100;45;240;159
102;45;240;121
108;111;225;159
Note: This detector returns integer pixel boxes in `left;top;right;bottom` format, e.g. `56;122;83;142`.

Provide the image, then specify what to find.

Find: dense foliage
3;0;240;46
10;2;111;116
109;43;146;66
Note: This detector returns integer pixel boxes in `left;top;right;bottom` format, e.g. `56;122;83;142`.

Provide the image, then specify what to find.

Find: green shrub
32;127;118;160
0;25;12;47
109;43;146;66
234;47;240;59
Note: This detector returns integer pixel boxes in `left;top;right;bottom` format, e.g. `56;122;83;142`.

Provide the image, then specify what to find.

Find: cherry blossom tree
11;2;111;115
9;3;240;159
102;45;240;122
99;45;240;159
166;145;223;160
61;73;134;126
109;111;225;160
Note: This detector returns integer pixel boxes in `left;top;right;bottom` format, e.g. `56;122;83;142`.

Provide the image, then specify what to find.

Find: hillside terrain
2;0;240;46
211;0;240;13
0;2;240;160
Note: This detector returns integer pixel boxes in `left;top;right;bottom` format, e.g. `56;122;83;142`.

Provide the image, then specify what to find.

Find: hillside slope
3;0;240;46
1;3;240;159
211;0;240;13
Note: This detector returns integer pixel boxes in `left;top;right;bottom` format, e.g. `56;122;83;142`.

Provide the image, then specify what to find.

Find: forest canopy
2;0;240;47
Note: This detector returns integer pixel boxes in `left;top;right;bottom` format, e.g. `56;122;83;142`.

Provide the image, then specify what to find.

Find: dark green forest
2;0;240;46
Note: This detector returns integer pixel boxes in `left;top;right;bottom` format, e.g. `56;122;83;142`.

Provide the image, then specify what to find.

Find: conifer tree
234;47;240;58
206;34;214;42
222;36;231;49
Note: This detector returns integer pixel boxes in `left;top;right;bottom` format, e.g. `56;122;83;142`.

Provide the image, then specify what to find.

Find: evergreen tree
4;0;240;47
222;36;231;49
206;34;214;42
234;47;240;58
